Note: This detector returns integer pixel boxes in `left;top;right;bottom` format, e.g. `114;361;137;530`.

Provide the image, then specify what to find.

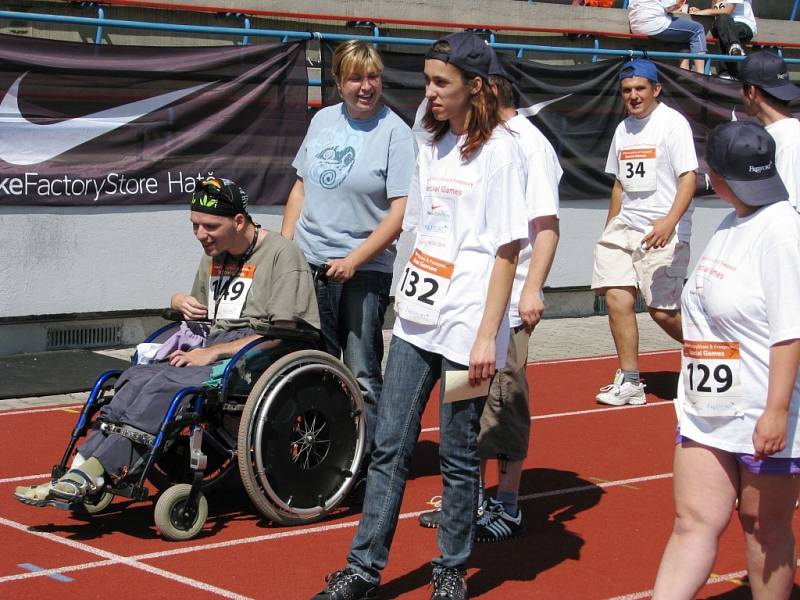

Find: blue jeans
346;335;485;584
312;266;391;455
652;16;708;55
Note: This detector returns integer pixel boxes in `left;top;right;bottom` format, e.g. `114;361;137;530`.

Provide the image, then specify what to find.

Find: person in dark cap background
15;176;319;509
739;50;800;211
313;31;529;600
653;121;800;599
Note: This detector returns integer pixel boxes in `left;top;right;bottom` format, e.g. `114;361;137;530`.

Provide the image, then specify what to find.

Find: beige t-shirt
191;231;320;334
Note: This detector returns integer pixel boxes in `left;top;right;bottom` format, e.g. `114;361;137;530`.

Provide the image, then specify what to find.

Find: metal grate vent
47;324;123;350
594;293;647;316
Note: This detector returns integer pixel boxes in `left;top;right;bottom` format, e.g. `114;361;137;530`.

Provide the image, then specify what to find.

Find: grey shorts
478;326;531;461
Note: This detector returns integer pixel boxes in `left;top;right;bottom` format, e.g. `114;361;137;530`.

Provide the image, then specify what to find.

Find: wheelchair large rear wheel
237;350;365;526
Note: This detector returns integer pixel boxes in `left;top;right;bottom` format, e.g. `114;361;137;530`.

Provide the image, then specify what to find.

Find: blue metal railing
1;9;799;68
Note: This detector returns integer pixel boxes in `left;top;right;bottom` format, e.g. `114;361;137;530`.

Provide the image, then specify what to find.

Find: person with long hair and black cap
15;177;319;510
653;122;800;599
312;32;529;600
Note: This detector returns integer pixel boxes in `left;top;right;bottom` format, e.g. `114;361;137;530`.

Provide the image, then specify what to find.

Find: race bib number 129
395;248;454;326
681;340;743;417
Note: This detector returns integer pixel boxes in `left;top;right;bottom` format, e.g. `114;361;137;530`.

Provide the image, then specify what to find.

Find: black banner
323;46;795;201
0;35;309;206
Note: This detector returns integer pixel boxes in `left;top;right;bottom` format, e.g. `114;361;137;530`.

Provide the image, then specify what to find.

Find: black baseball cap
190;177;251;218
740;51;800;103
706;121;788;207
488;49;511;81
425;32;492;79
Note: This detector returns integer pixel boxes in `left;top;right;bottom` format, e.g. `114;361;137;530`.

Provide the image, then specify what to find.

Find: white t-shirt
766;118;800;212
606;102;698;242
628;0;672;36
678;201;800;456
723;0;757;35
506;114;562;328
394;127;530;368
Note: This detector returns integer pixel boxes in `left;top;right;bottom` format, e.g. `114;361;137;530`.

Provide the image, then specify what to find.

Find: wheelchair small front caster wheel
154;484;208;541
71;491;114;518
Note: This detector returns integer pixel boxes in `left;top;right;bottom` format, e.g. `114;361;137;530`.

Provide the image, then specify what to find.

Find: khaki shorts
591;216;690;311
478;326;531;461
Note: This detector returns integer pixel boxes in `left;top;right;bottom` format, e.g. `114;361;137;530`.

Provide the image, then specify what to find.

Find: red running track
1;350;799;599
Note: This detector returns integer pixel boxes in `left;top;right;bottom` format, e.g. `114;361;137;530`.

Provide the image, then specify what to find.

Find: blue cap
619;59;659;84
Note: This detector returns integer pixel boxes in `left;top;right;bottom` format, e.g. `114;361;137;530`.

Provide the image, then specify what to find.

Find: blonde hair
332;40;384;83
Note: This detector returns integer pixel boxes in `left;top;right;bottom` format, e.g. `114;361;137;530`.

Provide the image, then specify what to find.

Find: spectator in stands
689;0;756;63
312;32;529;600
592;59;697;407
15;177;320;508
628;0;707;74
653;120;800;600
281;40;416;461
739;50;800;210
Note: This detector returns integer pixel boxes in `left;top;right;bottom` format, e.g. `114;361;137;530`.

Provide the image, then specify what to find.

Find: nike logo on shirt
0;73;212;165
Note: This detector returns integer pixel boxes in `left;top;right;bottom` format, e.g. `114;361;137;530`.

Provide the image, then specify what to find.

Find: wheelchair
50;316;366;541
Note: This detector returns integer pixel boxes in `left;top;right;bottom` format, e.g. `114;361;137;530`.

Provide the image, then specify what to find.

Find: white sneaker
596;369;646;406
728;43;745;56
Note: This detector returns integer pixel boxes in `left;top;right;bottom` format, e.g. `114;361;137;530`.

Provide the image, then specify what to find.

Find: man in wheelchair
15;176;320;509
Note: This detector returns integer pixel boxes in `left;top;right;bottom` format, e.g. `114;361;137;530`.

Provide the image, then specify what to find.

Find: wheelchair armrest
252;323;321;344
160;309;212;325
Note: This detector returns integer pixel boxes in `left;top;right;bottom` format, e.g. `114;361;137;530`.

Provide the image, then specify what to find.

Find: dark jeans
311;266;391;457
346;336;485;584
712;16;753;75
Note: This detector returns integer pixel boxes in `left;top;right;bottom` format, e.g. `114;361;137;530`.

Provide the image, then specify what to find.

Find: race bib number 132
395;248;454;326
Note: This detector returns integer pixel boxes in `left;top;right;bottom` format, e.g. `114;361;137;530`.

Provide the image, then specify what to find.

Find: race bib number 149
208;263;255;320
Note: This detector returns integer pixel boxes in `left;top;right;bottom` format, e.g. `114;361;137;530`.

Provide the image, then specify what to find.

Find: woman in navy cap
312;32;529;600
653;121;800;599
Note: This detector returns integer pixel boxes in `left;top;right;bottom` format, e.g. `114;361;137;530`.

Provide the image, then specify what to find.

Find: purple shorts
676;431;800;475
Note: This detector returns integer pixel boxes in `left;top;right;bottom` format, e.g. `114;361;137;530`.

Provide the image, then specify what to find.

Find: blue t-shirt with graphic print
292;103;415;273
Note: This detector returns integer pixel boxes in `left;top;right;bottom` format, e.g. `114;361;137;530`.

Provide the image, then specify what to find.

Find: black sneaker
474;498;523;543
311;567;378;600
430;567;467;600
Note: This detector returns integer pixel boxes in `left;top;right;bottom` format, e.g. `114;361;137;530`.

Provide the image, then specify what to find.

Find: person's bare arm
469;240;520;385
518;216;560;333
605;179;623;226
643;170;696;249
168;334;262;367
753;339;800;459
280;179;305;240
326;196;407;282
689;2;734;16
170;293;207;321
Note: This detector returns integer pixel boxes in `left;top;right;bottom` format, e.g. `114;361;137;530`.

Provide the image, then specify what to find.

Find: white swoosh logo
0;73;212;165
517;93;573;118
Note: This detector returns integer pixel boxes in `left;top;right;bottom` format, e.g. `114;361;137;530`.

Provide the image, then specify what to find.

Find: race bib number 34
619;147;657;193
681;340;743;417
208;263;255;320
395;248;454;326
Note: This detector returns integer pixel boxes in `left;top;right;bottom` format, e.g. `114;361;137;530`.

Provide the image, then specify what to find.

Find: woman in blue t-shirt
281;40;416;459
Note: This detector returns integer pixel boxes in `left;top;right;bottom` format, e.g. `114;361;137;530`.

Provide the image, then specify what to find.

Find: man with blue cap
592;59;698;407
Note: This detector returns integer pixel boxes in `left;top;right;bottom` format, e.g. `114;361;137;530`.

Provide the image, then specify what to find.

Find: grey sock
497;491;519;516
621;370;640;386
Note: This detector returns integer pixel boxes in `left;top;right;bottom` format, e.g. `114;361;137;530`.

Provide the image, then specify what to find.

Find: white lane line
0;559;115;583
420;400;673;433
606;563;798;599
530;348;679;366
0;405;83;417
0;517;251;598
125;471;674;562
0;473;50;484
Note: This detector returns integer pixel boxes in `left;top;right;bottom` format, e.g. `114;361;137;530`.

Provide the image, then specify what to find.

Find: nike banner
324;46;795;201
0;34;309;206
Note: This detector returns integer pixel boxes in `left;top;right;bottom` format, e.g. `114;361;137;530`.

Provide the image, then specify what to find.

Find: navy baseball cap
488;49;511;80
740;50;800;103
706;121;788;207
619;59;659;84
191;177;251;218
425;32;492;79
